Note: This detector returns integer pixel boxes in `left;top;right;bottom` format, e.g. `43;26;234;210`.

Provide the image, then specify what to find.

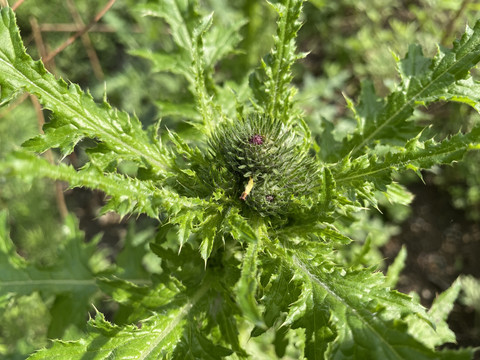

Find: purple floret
249;134;264;145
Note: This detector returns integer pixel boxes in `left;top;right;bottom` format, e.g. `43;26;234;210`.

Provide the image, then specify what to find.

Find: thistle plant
0;1;480;359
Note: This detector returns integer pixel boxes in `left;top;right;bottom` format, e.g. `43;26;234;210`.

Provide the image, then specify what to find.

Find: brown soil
382;180;480;357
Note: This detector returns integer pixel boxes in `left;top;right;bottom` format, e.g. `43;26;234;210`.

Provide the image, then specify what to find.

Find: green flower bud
209;114;318;217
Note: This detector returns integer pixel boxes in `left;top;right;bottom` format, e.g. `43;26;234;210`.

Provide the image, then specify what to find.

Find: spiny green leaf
385;245;407;288
200;234;215;264
275;222;352;246
137;0;199;52
0;152;209;220
176;211;196;250
28;312;172;360
262;238;471;359
460;275;480;312
349;80;384;135
223;207;257;243
235;240;264;328
0;8;171;176
1;1;478;359
382;183;414;206
137;0;235;134
251;0;305;123
343;21;480;156
0;81;20;107
407;279;463;349
205;290;247;357
259;259;303;328
203;18;246;68
97;277;182;324
171;323;234;359
137;0;245;73
334;128;480;203
28;283;210;360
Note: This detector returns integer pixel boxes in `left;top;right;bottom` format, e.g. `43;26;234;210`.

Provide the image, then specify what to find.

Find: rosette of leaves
2;1;480;359
208;114;318;217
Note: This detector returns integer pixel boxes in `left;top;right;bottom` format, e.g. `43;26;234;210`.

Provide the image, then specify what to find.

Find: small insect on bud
249;134;264;145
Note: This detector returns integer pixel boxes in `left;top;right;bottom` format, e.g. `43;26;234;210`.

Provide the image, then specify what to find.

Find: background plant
0;0;480;359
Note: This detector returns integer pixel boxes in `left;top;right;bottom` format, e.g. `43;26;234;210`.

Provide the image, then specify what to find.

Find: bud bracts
209;115;318;217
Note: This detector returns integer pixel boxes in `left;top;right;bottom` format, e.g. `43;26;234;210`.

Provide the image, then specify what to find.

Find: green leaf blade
252;0;305;122
0;7;171;176
343;20;480;156
334;128;480;203
235;241;264;328
29;283;210;360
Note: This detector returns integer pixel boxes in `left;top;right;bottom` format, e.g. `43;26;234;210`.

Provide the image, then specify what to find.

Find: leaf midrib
138;281;210;360
264;239;404;359
351;34;480;156
291;255;404;360
335;143;467;185
0;55;170;176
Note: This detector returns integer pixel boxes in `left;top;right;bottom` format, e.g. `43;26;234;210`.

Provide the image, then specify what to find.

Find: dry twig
44;0;116;63
12;0;27;11
66;0;104;80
